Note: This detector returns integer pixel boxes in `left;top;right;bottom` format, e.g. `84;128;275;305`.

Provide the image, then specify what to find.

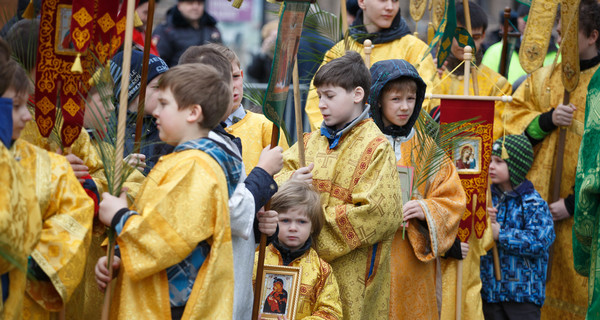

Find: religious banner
262;0;310;139
440;99;494;241
436;0;456;68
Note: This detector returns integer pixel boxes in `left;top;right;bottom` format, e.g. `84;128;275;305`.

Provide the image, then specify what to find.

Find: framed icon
258;265;302;320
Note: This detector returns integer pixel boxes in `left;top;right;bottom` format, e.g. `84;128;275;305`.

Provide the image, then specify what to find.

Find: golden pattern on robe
389;134;465;319
225;110;289;175
66;138;145;319
11;139;93;319
433;64;512;140
253;245;343;320
503;63;599;320
304;36;437;131
0;145;42;320
276;119;403;320
440;215;494;320
109;150;233;320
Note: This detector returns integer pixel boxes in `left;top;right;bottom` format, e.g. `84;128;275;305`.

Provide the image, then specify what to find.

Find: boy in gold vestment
276;51;403;319
96;64;235;319
503;2;600;319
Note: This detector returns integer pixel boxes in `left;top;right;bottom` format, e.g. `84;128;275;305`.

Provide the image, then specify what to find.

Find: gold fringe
22;0;35;19
71;53;83;74
134;11;144;28
232;0;243;9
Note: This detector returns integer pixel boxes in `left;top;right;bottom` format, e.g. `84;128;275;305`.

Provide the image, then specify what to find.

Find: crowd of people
2;0;600;319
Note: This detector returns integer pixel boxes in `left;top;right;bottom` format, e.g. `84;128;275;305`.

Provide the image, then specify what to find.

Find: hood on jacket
167;5;218;29
349;9;411;45
368;59;426;137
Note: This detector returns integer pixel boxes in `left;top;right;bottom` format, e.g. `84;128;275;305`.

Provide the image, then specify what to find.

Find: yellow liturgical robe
109;150;233;320
254;244;343;319
225;110;289;175
276;119;403;320
503;63;599;320
0;144;42;320
433;64;512;140
387;133;465;319
304;36;437;130
12;139;94;319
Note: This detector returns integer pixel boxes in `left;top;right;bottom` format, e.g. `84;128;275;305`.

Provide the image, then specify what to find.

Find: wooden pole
363;39;372;68
487;187;502;281
134;0;156;154
462;1;479;95
252;126;281;320
340;0;348;37
101;0;136;319
293;59;306;167
499;7;511;78
552;91;571;202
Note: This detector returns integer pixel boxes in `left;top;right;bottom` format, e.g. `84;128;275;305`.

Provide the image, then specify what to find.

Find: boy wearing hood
304;0;437;131
152;0;222;67
369;59;465;319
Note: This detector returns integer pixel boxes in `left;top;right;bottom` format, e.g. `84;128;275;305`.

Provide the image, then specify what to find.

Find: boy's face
153;87;191;146
358;0;399;33
84;90;114;132
450;24;485;60
278;206;312;252
557;19;599;59
317;85;364;130
3;87;32;140
380;88;416;127
145;75;162;116
489;155;511;190
177;1;205;22
231;62;243;112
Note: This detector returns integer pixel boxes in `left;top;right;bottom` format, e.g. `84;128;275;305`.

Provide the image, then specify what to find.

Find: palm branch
410;109;481;196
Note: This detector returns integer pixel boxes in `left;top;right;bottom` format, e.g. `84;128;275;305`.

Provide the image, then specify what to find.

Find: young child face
144;75;162;116
278;206;312;252
358;0;400;33
84;90;114;132
3;87;32;140
380;88;416;127
317;85;363;130
489;155;511;191
154;87;190;146
231;62;243;112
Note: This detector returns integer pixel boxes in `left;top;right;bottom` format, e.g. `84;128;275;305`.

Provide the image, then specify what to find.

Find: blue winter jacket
480;180;555;306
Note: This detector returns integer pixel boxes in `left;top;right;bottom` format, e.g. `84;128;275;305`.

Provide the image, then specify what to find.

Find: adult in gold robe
108;150;234;320
276;115;403;319
503;8;600;318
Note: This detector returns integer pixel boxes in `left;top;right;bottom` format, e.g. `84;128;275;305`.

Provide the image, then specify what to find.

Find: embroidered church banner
440;99;494;241
262;0;310;138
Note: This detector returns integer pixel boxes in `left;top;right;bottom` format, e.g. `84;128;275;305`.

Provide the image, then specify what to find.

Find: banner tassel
71;53;83;74
22;0;35;19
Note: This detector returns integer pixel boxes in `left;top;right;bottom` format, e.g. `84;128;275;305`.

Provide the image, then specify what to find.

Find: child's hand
487;206;498;223
95;255;121;292
57;149;89;183
491;221;500;241
552;103;576;127
98;189;129;226
125;153;147;172
257;146;284;176
402;200;425;222
291;163;314;184
258;208;278;237
460;242;470;259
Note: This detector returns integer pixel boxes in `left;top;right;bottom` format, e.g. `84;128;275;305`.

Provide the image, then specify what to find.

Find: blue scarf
174;138;242;198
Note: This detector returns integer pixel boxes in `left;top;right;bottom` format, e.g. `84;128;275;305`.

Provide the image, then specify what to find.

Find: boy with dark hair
503;2;600;317
482;134;555;320
177;44;282;320
303;0;437;130
96;64;236;319
368;59;465;319
276;51;403;319
152;0;222;67
255;180;343;319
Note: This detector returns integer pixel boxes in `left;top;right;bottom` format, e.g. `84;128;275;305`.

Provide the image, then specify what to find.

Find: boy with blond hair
204;43;288;175
96;64;236;319
276;51;402;319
